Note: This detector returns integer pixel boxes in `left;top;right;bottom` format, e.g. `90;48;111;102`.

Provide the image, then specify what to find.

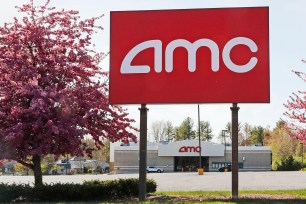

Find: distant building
1;160;17;175
51;157;108;174
110;140;272;173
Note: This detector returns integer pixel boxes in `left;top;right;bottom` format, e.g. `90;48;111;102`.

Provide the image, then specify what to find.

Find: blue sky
1;0;305;141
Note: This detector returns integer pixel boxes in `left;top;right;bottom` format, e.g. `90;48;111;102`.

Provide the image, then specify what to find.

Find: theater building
110;140;272;173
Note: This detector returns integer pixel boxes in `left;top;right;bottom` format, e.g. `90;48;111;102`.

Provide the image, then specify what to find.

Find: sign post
110;7;269;201
139;104;148;201
231;103;239;199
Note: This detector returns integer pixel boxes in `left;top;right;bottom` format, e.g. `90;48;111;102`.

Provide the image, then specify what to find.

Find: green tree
295;143;304;160
101;141;110;162
51;164;62;174
40;154;57;175
174;117;195;141
240;123;252;146
174;127;180;141
249;126;265;146
265;120;300;169
218;122;242;144
14;163;32;175
195;121;213;141
164;121;175;142
276;155;302;171
82;138;110;162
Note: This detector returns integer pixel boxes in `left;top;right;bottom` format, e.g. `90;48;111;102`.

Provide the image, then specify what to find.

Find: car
146;166;164;173
218;164;231;172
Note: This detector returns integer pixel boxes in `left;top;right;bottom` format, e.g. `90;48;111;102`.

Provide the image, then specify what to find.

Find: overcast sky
1;0;305;142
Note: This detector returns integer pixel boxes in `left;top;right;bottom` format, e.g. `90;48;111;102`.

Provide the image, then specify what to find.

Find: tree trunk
32;155;43;186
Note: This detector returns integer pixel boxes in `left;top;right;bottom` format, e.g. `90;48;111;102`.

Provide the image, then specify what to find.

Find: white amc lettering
121;37;258;74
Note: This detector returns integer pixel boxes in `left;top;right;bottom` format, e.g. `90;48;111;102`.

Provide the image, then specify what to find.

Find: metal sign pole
139;104;148;201
222;130;227;162
231;103;239;199
198;104;202;169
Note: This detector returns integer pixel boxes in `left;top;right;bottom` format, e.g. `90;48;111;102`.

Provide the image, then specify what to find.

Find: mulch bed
145;194;306;202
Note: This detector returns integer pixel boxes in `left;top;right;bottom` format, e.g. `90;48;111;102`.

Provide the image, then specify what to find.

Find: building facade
110;140;272;173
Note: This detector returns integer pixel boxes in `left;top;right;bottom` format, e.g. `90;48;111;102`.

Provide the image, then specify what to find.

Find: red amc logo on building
110;7;269;104
179;146;200;153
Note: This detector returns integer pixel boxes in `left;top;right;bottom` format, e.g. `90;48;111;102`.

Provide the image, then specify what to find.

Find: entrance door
174;157;209;172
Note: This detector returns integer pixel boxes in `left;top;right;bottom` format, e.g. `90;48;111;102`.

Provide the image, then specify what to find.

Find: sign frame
110;7;270;104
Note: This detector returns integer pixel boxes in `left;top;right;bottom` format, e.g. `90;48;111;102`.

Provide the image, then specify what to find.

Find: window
211;162;244;169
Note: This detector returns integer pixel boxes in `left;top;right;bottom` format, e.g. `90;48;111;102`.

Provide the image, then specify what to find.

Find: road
1;172;306;191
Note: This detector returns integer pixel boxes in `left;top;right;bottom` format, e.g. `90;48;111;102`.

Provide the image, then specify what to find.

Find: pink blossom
0;0;137;174
284;62;306;142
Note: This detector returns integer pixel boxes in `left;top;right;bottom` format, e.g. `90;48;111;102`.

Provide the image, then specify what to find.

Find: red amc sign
179;146;200;153
110;7;269;104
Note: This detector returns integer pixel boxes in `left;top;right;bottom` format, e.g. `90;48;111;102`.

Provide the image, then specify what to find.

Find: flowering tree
0;0;136;185
284;61;306;143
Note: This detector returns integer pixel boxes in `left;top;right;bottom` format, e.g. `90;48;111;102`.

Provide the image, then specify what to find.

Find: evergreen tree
195;121;213;141
174;117;195;141
164;121;175;142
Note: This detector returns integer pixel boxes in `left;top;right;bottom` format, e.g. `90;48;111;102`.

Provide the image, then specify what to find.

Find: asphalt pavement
1;171;306;191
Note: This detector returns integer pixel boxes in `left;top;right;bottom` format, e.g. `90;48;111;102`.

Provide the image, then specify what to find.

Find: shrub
83;178;156;197
0;183;30;203
0;178;157;202
147;179;157;193
276;155;303;171
83;166;89;174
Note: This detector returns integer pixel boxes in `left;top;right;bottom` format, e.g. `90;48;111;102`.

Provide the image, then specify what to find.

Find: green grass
155;189;306;197
241;189;306;197
11;190;306;203
155;190;230;197
57;190;306;203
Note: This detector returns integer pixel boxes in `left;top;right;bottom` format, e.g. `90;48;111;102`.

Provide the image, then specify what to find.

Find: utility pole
198;104;202;169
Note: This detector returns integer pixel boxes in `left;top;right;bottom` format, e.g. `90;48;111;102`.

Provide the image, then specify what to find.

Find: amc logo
110;7;269;104
121;37;258;74
179;146;201;153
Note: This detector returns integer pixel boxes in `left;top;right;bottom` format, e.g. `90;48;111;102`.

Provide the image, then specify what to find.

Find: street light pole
222;130;227;162
198;104;202;169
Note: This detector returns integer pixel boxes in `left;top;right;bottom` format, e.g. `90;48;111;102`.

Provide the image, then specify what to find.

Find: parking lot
1;171;306;191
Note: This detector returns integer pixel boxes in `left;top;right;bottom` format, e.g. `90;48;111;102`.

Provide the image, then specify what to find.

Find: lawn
156;189;306;197
13;189;306;203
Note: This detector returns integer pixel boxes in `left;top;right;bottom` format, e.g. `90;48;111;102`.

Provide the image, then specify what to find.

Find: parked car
218;164;231;172
100;163;110;173
146;166;164;173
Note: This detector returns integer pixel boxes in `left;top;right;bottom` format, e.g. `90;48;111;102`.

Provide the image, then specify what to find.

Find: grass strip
155;189;306;197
